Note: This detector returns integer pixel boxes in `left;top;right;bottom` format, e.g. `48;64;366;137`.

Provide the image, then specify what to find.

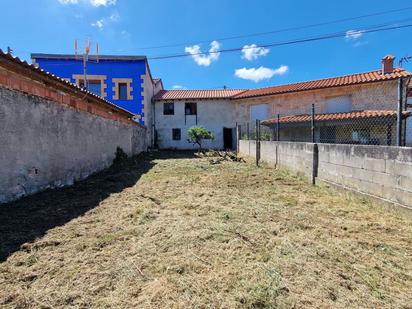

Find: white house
153;90;245;149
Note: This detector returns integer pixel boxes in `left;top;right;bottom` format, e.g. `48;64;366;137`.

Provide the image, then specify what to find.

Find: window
320;126;336;143
324;96;352;113
250;104;269;120
172;128;181;140
352;129;370;144
79;80;102;96
185;102;197;115
407;95;412;107
112;78;133;100
87;81;102;96
164;102;175;115
118;83;128;100
73;74;107;98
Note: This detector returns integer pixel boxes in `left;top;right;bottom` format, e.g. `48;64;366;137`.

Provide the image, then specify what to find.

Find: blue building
31;54;161;126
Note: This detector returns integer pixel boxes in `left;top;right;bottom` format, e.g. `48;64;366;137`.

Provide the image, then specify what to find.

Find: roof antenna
399;55;412;67
6;46;13;55
83;39;91;90
96;42;99;63
74;39;78;59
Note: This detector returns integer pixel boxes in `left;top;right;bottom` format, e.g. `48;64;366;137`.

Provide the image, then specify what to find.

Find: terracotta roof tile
153;89;247;101
233;68;411;99
261;110;411;125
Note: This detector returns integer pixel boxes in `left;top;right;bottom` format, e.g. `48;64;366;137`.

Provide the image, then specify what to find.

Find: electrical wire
148;22;412;60
135;6;412;50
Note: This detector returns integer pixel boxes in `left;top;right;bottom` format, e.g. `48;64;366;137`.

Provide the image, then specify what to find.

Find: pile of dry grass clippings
1;151;411;308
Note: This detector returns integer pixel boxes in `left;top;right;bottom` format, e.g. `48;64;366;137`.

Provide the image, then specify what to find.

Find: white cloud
185;41;221;67
58;0;116;6
90;0;116;6
91;12;119;29
235;65;289;82
58;0;79;3
241;44;269;61
345;30;364;40
353;41;368;47
91;19;104;29
172;85;186;90
120;30;131;39
109;12;120;21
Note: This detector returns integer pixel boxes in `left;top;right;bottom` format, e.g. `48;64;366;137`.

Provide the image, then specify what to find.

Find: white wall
154;99;237;149
141;64;164;148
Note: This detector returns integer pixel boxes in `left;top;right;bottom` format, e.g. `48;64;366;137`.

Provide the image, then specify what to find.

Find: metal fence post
276;114;280;141
256;119;260;166
236;124;240;154
311;104;315;143
396;78;404;146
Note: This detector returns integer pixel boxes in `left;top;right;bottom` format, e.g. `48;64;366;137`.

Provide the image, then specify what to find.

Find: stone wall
0;86;147;204
239;139;412;209
234;81;398;122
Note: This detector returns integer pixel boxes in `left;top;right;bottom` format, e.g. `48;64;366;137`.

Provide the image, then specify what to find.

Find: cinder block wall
0;87;147;204
239;139;412;209
317;144;412;208
240;140;316;182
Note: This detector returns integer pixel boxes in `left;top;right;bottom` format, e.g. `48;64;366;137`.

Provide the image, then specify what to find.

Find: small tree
187;126;214;150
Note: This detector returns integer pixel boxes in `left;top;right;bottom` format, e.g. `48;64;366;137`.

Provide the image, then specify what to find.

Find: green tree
187;126;214;150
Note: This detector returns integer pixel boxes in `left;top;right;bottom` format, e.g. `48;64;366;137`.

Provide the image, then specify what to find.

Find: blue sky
1;0;412;90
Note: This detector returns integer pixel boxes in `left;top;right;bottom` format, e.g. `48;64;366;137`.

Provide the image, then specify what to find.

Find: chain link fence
238;99;412;147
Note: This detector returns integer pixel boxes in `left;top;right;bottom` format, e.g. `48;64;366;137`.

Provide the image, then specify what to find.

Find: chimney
381;55;395;74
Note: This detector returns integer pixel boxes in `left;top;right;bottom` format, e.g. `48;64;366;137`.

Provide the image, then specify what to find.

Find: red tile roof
153;89;246;101
153;68;411;101
233;68;411;99
261;110;411;125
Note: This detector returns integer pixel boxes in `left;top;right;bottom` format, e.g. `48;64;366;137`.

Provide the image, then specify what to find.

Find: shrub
187;126;214;150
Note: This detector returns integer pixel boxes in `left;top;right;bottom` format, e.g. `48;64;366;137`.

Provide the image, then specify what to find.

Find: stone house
153;55;412;149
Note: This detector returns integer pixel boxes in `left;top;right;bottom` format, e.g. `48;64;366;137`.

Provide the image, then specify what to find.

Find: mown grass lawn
1;151;411;308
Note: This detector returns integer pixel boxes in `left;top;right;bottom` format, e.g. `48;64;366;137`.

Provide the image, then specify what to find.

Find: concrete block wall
239;140;316;182
239;139;256;157
317;144;412;208
239;139;412;209
0;86;147;204
277;142;316;182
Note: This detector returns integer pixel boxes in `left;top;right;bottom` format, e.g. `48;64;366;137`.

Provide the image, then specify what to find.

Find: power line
136;6;412;50
148;22;412;60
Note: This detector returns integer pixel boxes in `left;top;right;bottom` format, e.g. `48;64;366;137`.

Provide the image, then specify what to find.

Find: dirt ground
1;151;411;308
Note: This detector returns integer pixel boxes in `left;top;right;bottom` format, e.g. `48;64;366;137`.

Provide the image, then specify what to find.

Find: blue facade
33;56;147;124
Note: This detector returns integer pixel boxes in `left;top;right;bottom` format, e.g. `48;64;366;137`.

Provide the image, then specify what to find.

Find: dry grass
1;151;412;308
